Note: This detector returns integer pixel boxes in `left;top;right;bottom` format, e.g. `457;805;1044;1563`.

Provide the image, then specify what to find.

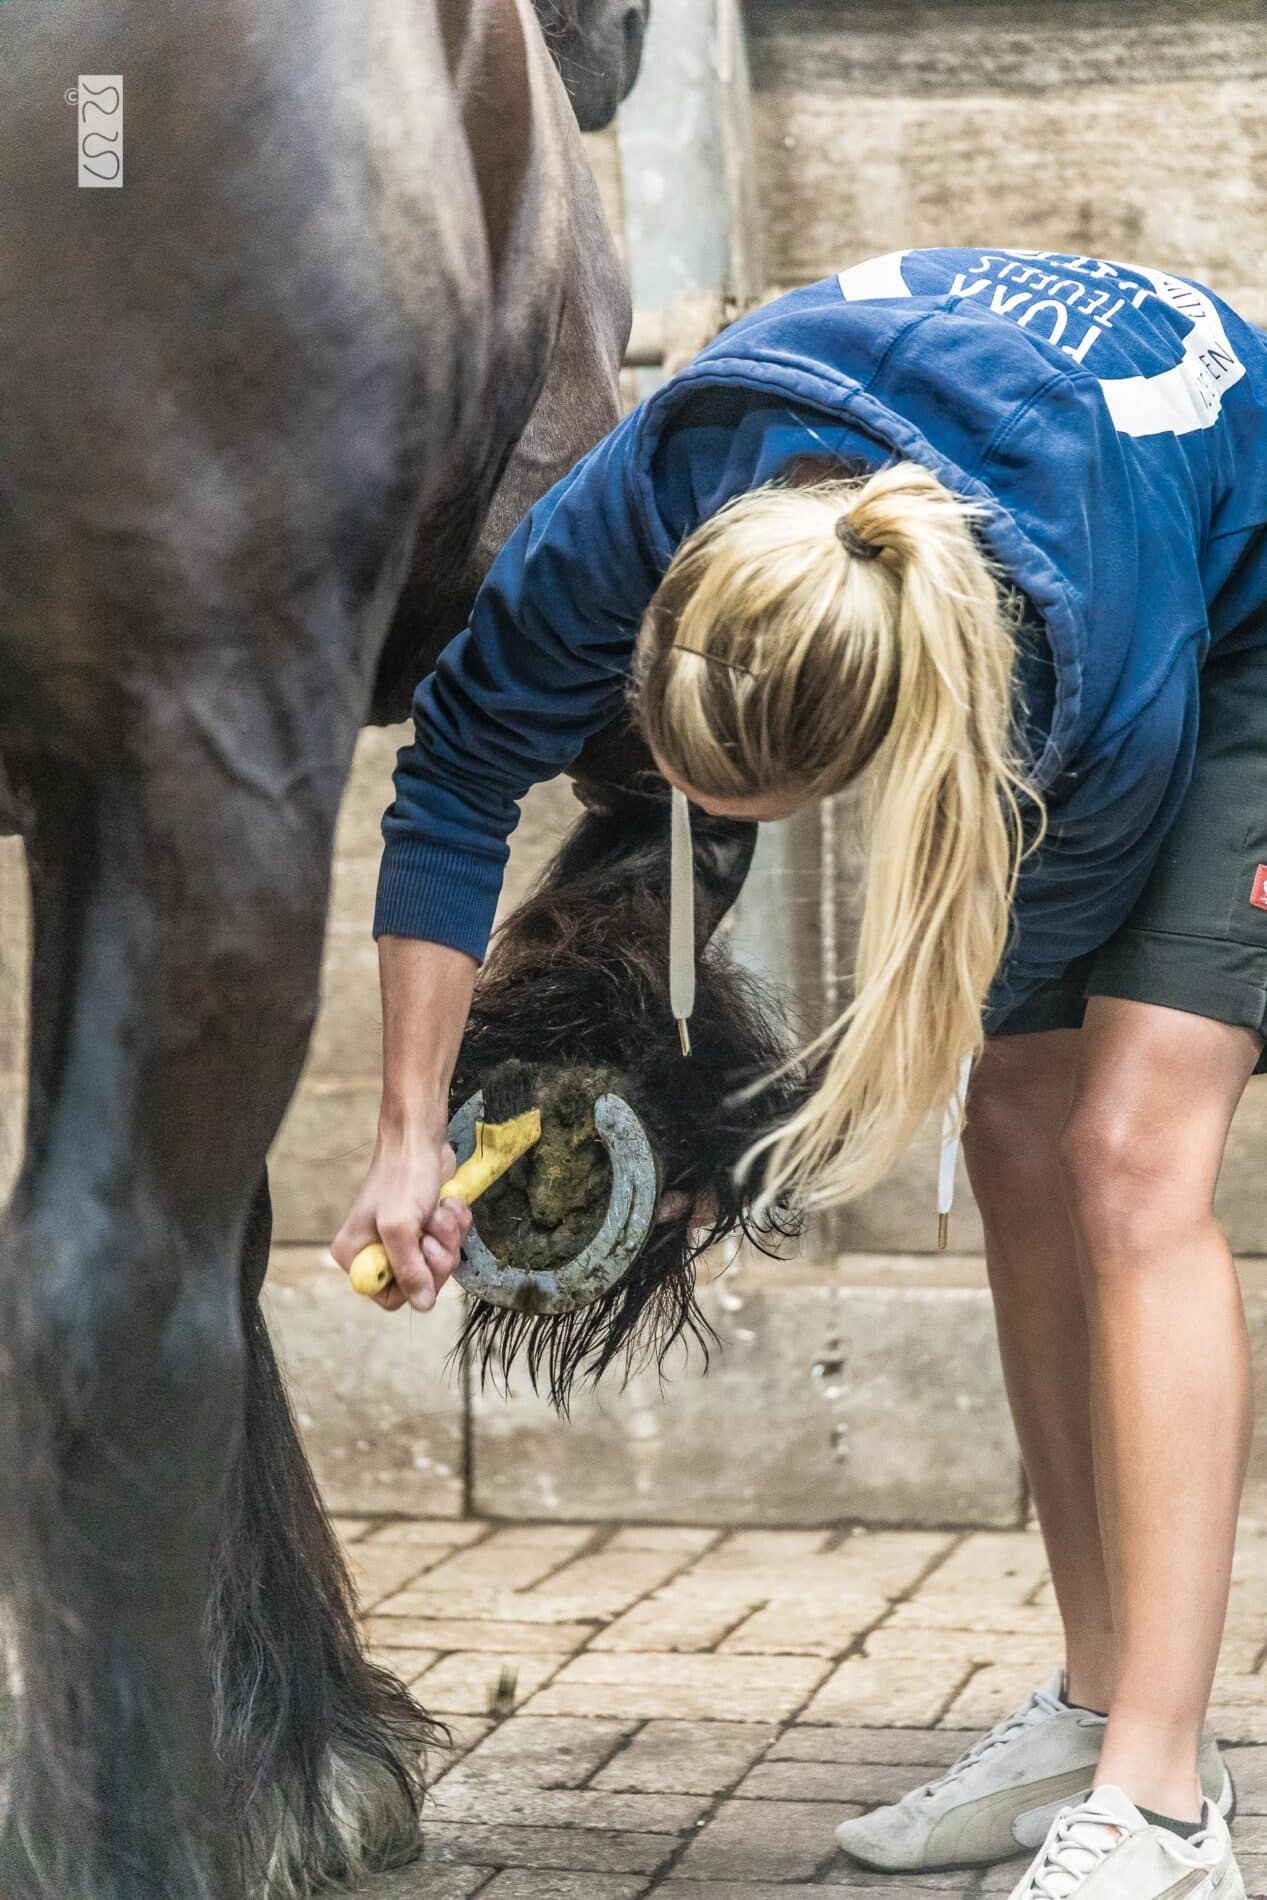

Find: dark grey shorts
995;637;1267;1072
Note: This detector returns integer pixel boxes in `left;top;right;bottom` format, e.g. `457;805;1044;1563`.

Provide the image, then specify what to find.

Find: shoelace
1019;1803;1124;1899
1019;1801;1218;1900
919;1682;1065;1797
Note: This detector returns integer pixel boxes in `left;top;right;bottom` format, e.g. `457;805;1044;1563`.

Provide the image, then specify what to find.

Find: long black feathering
450;800;805;1412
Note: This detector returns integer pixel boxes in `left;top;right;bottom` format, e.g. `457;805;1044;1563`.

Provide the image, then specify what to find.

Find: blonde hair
633;461;1042;1212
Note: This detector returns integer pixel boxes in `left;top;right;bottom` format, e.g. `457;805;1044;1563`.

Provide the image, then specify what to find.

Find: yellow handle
349;1109;541;1300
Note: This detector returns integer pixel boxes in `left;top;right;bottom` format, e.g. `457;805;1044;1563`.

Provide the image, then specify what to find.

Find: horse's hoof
372;1833;423;1874
252;1750;422;1898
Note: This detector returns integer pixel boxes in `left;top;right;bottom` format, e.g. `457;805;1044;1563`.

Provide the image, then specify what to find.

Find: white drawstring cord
938;1051;975;1249
670;788;696;1056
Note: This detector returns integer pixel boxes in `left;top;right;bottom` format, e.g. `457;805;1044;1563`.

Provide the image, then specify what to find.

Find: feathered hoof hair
451;792;805;1411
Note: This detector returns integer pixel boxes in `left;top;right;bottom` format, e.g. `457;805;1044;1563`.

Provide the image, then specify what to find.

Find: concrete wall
746;0;1267;320
262;0;1267;1527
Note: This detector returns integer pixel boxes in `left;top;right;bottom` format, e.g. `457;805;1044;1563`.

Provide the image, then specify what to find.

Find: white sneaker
835;1671;1235;1872
1008;1785;1245;1898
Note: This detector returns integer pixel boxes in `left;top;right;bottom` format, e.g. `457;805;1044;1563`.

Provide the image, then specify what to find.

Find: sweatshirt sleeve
985;639;1202;1031
374;410;663;960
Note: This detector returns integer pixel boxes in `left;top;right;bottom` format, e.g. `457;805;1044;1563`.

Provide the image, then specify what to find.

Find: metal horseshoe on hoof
449;1088;659;1315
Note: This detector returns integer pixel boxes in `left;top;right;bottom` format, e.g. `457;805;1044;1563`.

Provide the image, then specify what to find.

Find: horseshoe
449;1087;659;1315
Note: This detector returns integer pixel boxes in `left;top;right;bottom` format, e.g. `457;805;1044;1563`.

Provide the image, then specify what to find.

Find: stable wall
6;1;1267;1526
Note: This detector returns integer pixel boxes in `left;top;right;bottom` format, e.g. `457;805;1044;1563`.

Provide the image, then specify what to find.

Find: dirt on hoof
475;1066;619;1274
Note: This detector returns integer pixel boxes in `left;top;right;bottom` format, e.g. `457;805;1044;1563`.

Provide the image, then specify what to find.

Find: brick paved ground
341;1518;1267;1898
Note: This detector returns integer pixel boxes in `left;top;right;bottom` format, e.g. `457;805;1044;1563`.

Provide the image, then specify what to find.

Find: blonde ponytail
634;461;1042;1212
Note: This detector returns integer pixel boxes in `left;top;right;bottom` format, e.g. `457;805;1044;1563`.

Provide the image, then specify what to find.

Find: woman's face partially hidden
650;750;809;824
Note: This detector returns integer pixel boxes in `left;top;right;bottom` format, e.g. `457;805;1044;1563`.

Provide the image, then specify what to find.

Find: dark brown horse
0;0;641;1893
533;0;651;131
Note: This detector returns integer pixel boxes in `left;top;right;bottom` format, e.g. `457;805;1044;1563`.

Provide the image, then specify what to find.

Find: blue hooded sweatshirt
375;247;1267;1029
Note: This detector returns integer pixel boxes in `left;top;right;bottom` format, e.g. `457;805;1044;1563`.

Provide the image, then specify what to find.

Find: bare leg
965;1032;1115;1710
1061;998;1256;1818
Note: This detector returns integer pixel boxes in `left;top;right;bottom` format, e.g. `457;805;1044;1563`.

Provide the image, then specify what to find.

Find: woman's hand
332;1118;472;1311
331;934;479;1313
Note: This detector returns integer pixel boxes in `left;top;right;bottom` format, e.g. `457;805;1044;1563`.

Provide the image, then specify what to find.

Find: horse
532;0;650;132
0;0;643;1892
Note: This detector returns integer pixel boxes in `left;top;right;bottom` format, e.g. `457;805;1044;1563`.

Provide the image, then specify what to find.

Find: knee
4;1210;245;1452
962;1062;1062;1217
1057;1101;1193;1267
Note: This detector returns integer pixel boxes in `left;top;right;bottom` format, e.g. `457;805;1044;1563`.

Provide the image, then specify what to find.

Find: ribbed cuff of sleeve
373;838;504;963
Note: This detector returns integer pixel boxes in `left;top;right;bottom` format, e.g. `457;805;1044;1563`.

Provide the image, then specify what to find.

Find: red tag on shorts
1251;866;1267;912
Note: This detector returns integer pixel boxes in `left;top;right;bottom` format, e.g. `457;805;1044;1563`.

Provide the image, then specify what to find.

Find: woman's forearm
377;935;478;1135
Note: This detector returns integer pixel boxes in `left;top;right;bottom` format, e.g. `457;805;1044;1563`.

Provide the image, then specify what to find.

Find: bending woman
334;247;1267;1900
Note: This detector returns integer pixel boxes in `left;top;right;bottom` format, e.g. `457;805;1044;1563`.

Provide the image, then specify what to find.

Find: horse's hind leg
210;1174;438;1895
0;735;351;1898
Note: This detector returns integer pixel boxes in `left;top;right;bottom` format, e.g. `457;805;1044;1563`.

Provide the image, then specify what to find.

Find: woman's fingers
421;1197;473;1292
378;1211;439;1313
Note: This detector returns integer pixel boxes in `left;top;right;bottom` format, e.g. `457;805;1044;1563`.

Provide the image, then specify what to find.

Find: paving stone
368;1646;439;1684
804;1653;972;1728
915;1533;1049;1606
427;1716;495;1776
669;1798;848;1883
819;1856;983;1893
592;1721;779;1796
528;1652;829;1723
368;1615;460;1649
346;1542;440;1610
1232;1815;1267;1853
410;1653;561;1717
595;1531;949;1656
605;1526;719;1553
1212;1704;1267;1746
370;1617;597;1655
415;1823;673;1875
382;1528;599;1618
717;1595;891;1656
591;1590;753;1654
864;1628;1055;1670
478;1877;647;1900
428;1780;709;1833
1217;1633;1267;1674
770;1726;963;1767
980;1869;1033;1900
659;1885;976;1899
364;1520;492;1550
509;1545;695;1623
977;1865;1034;1894
1226;1746;1267;1812
718;1531;836;1561
939;1661;1047;1731
887;1599;1062;1637
736;1758;936;1805
449;1715;638;1788
493;1525;604;1548
661;1877;980;1892
350;1858;492;1899
1237;1853;1267;1897
333;1516;374;1544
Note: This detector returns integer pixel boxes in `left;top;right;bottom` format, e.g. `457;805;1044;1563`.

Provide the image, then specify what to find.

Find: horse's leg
209;1172;438;1895
0;734;351;1898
